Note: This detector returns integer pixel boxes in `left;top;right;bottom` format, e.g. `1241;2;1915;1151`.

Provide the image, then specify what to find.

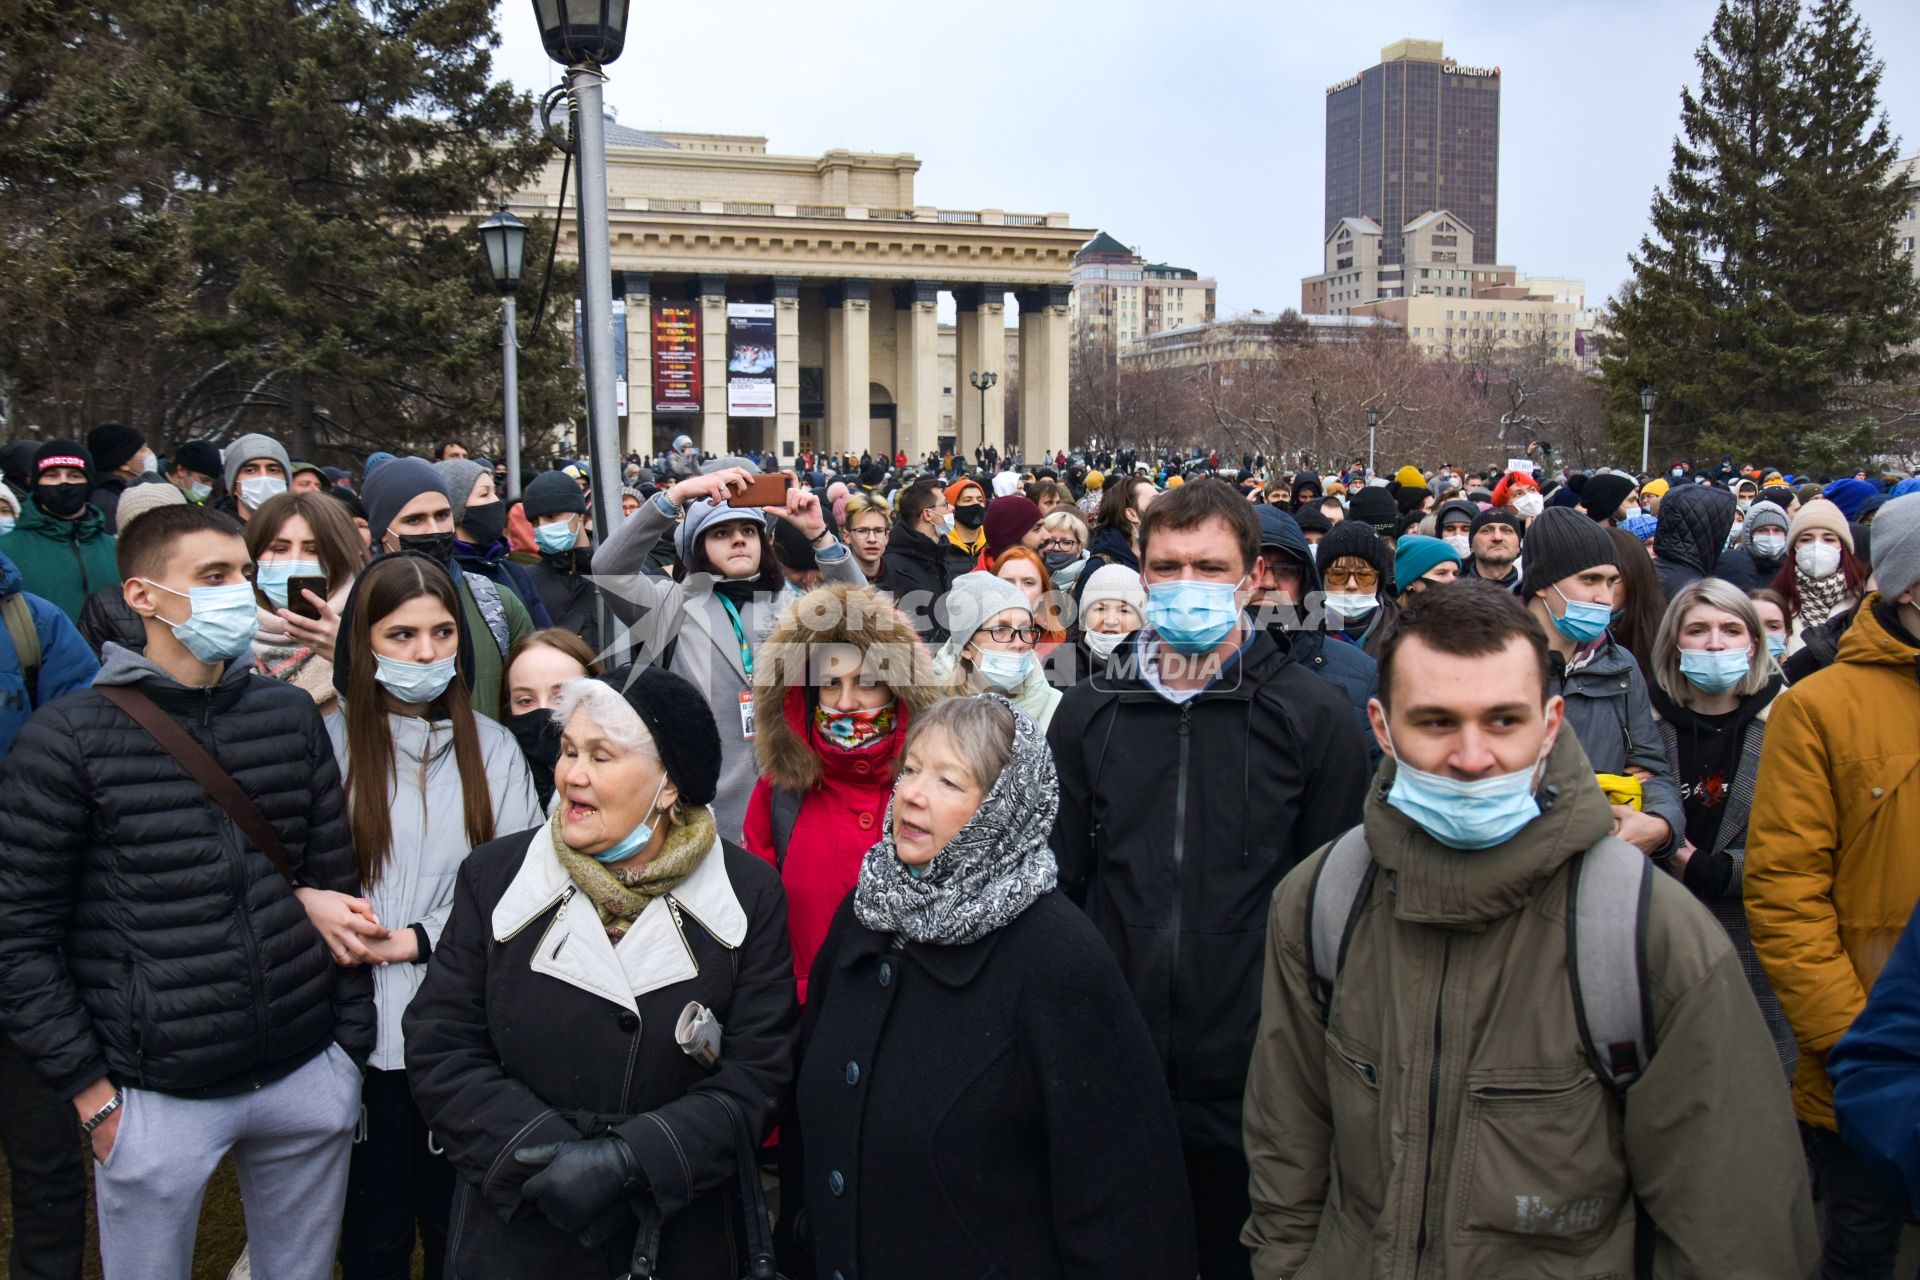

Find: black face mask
505;709;561;804
460;500;506;550
954;505;986;530
396;531;454;564
35;482;90;520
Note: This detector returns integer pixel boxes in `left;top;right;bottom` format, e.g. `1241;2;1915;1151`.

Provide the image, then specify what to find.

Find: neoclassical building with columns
508;120;1086;463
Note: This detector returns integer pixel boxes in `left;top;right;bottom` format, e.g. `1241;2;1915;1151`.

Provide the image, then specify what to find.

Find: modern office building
1324;38;1501;266
1069;231;1217;347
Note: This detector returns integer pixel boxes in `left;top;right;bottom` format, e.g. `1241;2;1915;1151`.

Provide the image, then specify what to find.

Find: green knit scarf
550;805;718;944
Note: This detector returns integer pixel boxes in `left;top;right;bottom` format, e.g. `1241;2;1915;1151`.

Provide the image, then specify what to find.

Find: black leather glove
514;1134;642;1245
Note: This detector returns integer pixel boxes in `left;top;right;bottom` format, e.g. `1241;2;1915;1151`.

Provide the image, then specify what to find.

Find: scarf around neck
1795;561;1851;627
853;695;1059;946
551;804;718;944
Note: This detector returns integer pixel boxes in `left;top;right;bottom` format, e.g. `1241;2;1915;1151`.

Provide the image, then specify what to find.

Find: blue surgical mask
1679;647;1751;694
592;776;670;863
534;519;578;555
142;580;258;663
254;559;323;610
0;514;13;536
238;474;288;509
373;652;457;704
1766;633;1787;661
1551;587;1613;644
1385;729;1547;850
1146;578;1245;655
971;647;1033;691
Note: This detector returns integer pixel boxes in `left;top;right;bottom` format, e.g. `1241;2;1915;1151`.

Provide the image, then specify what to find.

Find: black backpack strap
1565;835;1656;1091
769;786;803;869
1305;825;1376;1021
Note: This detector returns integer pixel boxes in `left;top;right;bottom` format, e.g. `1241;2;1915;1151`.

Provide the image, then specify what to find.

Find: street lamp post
1638;387;1658;477
969;370;997;461
478;204;528;500
532;0;631;656
1365;404;1381;478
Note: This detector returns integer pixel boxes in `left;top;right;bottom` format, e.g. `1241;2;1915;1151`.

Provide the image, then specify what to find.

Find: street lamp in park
970;370;998;459
531;0;630;657
1638;386;1658;477
1365;404;1381;478
478;204;527;500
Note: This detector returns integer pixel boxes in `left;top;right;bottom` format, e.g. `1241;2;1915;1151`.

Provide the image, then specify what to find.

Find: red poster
653;305;702;414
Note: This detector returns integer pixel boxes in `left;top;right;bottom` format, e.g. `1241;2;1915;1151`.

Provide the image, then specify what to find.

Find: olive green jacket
1242;729;1816;1280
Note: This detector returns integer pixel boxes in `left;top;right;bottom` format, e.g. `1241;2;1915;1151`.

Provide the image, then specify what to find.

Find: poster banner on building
652;304;703;415
572;298;629;417
726;302;776;418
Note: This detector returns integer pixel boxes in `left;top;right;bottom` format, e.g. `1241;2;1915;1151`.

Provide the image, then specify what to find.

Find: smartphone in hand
286;576;328;620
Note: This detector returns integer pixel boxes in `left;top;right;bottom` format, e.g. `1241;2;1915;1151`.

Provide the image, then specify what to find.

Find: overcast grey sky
494;0;1920;316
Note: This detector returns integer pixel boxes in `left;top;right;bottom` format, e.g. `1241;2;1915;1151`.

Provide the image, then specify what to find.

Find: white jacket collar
490;821;747;1012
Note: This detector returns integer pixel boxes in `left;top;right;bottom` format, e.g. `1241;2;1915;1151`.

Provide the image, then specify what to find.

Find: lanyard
716;594;754;678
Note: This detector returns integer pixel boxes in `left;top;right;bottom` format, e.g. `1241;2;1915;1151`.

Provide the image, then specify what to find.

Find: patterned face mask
815;699;897;752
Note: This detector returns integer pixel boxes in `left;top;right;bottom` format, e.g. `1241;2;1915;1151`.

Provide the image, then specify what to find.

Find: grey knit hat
521;469;588;520
674;498;768;566
1742;500;1791;544
433;458;489;526
221;433;291;491
115;480;188;530
1520;506;1619;600
935;571;1033;664
1870;493;1920;602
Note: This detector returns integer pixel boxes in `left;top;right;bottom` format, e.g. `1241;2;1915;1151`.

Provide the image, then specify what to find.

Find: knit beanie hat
32;439;93;483
1742;500;1790;542
604;667;723;807
1393;534;1462;594
1470;506;1524;538
1316;518;1389;581
1079;563;1146;616
1786;498;1854;555
522;470;589;520
172;439;223;481
1394;465;1427;490
86;423;145;475
1395;482;1433;515
433;458;489;527
1347;485;1399;536
1822;477;1878;522
1295;506;1332;534
1433;498;1479;532
1640;477;1670;500
362;456;450;544
983;495;1042;560
1084;470;1105;491
221;433;291;491
1581;472;1638;522
1869;493;1920;602
945;478;985;508
936;571;1033;661
1520;506;1619;600
115;480;187;530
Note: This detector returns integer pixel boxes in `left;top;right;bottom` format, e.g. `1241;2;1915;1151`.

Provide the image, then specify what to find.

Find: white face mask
1513;492;1544;519
1796;540;1842;579
1085;628;1130;661
1442;533;1470;556
1753;532;1788;559
238;474;288;508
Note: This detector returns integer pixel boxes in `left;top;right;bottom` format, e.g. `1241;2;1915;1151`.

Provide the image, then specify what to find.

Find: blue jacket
0;552;100;760
1254;504;1381;761
1831;897;1920;1213
453;547;554;630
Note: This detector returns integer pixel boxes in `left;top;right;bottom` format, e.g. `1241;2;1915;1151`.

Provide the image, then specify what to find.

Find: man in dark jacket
1463;506;1523;592
1652;481;1736;603
1049;480;1369;1279
0;440;121;624
519;469;601;654
1249;504;1380;759
84;422;156;534
0;503;373;1277
879;478;959;644
1715;498;1790;592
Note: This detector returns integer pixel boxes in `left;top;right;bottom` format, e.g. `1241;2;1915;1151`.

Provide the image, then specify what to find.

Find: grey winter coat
590;496;865;842
1554;639;1684;857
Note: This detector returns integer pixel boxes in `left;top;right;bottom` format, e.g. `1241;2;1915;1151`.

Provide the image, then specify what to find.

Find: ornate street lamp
1365;404;1381;478
969;370;998;460
478;205;528;500
530;0;631;66
1638;387;1657;477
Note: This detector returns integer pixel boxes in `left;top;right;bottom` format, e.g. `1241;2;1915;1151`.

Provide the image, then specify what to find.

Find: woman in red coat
741;584;939;1003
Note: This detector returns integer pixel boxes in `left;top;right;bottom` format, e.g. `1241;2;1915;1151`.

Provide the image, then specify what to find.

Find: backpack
1305;825;1656;1092
1;592;41;704
768;785;803;867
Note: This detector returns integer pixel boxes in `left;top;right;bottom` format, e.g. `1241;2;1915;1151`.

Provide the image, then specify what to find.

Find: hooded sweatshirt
1652;484;1736;602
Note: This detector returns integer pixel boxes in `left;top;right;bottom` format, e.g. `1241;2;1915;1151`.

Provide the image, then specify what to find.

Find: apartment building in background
1070;231;1217;347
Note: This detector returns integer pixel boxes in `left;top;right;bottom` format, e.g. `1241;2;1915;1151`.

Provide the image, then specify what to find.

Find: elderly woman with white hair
590;465;866;842
404;667;799;1280
933;570;1061;730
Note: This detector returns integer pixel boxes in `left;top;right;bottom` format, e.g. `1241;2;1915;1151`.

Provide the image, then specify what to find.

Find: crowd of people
0;420;1917;1280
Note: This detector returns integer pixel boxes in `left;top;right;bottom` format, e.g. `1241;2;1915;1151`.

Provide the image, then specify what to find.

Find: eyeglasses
981;625;1041;644
1323;566;1380;588
847;526;889;538
1039;537;1080;552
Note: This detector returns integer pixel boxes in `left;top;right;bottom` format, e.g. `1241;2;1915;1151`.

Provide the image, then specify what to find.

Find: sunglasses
1323;566;1380;587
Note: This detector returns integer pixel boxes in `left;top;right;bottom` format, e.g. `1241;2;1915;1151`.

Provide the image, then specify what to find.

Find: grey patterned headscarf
853;695;1059;946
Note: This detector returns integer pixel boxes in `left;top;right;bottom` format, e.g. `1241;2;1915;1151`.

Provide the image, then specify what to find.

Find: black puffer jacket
878;520;959;644
1046;627;1369;1150
78;584;145;657
0;645;373;1099
1653;484;1736;604
525;548;601;655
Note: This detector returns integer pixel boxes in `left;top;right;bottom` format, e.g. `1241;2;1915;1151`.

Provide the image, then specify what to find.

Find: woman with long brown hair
244;490;367;711
324;553;542;1279
1606;525;1665;680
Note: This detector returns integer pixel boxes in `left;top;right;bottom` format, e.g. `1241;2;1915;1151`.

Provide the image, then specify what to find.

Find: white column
698;274;728;457
773;276;801;465
828;279;872;460
1018;285;1072;461
623;274;652;458
955;297;981;460
894;281;941;462
966;285;1007;457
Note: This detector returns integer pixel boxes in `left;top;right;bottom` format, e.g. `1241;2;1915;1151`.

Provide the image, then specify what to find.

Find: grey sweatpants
93;1043;362;1280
